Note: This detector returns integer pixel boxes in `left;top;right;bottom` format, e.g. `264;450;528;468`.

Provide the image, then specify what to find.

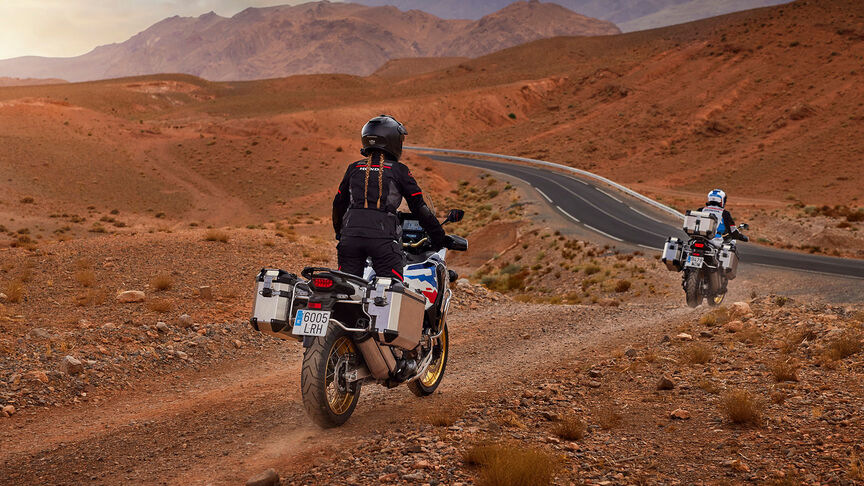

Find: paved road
428;154;864;279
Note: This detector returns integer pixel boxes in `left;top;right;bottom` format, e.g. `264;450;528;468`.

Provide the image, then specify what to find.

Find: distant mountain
0;77;67;87
0;1;619;82
617;0;792;32
355;0;793;28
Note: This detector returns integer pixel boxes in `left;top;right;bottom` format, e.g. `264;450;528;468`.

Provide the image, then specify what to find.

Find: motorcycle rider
332;115;446;281
701;189;749;247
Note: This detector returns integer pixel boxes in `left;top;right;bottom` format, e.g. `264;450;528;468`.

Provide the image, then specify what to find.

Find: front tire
301;322;361;428
684;270;703;308
408;324;449;397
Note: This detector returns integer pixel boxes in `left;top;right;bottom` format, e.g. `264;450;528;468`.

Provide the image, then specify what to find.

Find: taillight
693;253;702;257
312;278;333;289
308;302;323;310
693;242;704;248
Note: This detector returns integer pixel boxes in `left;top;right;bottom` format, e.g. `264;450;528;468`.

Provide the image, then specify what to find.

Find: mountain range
0;1;618;82
356;0;793;31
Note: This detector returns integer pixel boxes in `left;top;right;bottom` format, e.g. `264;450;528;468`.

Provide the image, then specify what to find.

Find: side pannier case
683;210;719;237
251;269;310;341
366;278;426;350
719;243;739;280
662;237;684;271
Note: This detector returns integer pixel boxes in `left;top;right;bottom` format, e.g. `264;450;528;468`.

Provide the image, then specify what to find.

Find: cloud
0;0;322;60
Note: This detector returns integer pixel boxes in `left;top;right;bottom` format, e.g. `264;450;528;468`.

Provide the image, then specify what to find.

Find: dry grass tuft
681;343;713;364
552;416;586;441
826;331;862;361
147;298;173;313
697;379;721;395
720;388;763;426
594;407;623;430
426;410;457;427
74;269;96;288
462;442;558;486
771;358;800;382
150;273;174;292
204;229;229;243
782;327;817;354
75;288;108;307
736;326;763;345
699;307;730;326
5;279;24;303
850;452;864;481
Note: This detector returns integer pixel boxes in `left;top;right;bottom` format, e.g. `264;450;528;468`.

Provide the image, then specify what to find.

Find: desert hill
0;1;618;82
356;0;792;29
1;0;862;256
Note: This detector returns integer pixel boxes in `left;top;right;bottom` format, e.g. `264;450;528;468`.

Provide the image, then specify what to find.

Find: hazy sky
0;0;318;60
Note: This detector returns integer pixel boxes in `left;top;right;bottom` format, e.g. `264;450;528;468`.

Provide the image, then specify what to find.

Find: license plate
292;310;330;337
686;255;704;268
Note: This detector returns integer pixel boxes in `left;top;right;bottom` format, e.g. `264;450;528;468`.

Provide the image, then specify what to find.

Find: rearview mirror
446;209;465;224
739;223;749;230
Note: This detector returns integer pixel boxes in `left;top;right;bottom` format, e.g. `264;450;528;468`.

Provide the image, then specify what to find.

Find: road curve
424;154;864;280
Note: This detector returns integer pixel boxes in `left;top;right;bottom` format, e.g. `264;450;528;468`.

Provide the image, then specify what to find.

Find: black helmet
360;115;407;160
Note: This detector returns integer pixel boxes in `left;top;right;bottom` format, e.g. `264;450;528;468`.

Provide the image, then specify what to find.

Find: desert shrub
736;326;763;345
147;298;173;313
463;442;557;486
552;416;585;441
774;295;789;307
826;331;862;361
782;327;817;354
771;358;799;382
583;265;601;275
697;379;721;395
720;389;763;426
150;273;173;291
74;269;96;288
681;343;713;364
850;453;864;481
204;229;229;243
614;279;632;293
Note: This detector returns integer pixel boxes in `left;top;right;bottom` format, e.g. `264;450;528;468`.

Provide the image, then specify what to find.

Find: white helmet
707;189;727;208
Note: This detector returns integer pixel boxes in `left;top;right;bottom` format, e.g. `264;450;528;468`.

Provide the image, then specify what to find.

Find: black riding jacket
332;156;445;245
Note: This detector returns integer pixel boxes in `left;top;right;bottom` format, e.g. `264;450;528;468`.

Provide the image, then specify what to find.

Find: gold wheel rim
420;327;447;388
325;336;357;415
714;294;725;305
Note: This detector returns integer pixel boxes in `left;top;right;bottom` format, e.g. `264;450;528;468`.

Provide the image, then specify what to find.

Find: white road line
629;206;670;225
596;188;623;204
584;224;624;242
556;206;580;223
536;188;553;203
639;244;662;251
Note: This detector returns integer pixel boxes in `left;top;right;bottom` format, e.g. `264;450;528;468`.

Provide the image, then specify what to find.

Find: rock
670;408;691;420
456;278;471;288
28;328;52;340
730;302;751;318
412;460;431;470
60;356;84;375
245;468;279;486
660;335;671;343
177;314;193;329
676;333;693;341
624;348;638;357
379;473;398;482
233;340;243;349
700;331;713;338
198;286;213;300
2;405;15;416
193;335;209;345
116;290;146;303
26;370;49;383
657;376;675;391
0;292;6;302
586;380;602;388
176;351;189;360
402;472;425;481
156;322;169;333
587;369;602;378
724;320;744;333
101;322;116;330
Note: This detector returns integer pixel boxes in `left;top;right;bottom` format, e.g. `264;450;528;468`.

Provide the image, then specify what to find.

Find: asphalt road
428;154;864;279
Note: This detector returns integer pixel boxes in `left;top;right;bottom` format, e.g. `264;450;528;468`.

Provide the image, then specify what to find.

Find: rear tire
684;270;702;308
301;322;361;428
408;324;449;397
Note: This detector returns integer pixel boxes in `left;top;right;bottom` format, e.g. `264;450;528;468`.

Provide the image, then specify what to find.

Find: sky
0;0;318;60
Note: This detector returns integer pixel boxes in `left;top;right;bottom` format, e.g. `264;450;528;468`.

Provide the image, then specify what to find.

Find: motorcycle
250;209;468;427
662;210;749;308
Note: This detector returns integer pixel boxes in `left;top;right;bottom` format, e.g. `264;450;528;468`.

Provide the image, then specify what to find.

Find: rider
332;115;446;281
701;189;749;247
